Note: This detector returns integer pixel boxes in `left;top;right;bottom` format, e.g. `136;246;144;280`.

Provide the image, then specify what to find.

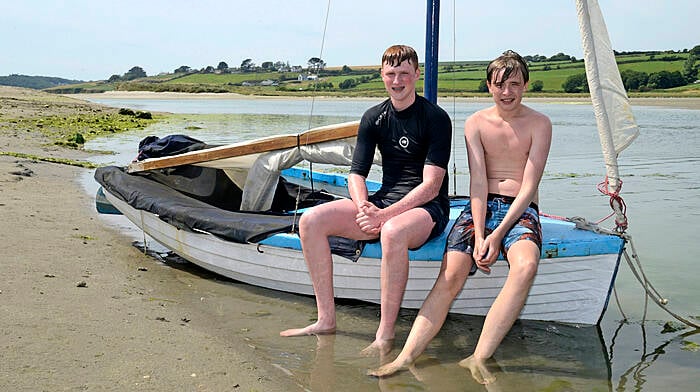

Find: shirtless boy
369;50;552;379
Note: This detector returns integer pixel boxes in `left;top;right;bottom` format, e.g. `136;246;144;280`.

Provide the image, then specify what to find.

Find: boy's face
487;69;528;109
381;60;420;105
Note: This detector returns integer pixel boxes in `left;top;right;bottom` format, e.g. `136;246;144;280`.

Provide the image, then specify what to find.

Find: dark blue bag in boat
136;134;208;161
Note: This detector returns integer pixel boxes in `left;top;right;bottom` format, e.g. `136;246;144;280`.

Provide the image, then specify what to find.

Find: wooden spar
126;120;360;173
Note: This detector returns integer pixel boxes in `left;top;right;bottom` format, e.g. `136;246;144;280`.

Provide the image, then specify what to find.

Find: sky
1;1;696;81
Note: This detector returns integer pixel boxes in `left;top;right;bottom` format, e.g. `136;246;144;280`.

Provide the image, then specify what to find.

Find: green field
44;50;700;97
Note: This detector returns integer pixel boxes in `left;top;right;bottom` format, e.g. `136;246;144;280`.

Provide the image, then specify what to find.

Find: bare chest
480;126;531;160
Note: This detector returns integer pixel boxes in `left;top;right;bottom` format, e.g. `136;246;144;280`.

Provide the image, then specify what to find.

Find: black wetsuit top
350;94;452;226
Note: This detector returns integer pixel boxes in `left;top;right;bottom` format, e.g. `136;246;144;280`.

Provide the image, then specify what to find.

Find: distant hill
0;74;85;90
38;48;700;97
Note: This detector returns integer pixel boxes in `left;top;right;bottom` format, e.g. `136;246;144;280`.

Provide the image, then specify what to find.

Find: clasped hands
355;200;383;235
473;235;500;273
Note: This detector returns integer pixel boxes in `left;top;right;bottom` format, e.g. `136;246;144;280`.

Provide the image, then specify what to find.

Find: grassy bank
44;51;700;98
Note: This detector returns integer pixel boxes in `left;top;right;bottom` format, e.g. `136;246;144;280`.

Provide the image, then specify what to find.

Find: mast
424;0;440;104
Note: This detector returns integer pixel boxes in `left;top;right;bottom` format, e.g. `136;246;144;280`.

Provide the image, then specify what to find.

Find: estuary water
84;95;699;391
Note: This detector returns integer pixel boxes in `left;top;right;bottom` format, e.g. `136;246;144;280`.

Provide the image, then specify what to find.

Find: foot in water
360;338;394;357
458;355;498;385
366;356;409;377
280;321;336;337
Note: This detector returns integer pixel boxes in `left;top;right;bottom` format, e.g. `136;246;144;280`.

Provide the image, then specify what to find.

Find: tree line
106;57;330;82
562;45;700;93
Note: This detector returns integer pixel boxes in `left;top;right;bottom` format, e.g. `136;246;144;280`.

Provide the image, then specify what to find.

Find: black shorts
368;194;449;243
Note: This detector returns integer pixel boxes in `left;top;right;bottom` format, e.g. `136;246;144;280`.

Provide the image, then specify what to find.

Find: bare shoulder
466;107;489;123
523;105;552;130
521;106;552;150
464;106;495;134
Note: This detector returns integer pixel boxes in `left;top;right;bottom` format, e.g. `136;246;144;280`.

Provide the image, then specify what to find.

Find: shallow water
83;96;700;391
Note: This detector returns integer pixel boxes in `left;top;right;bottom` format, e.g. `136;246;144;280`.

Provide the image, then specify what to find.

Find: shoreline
73;90;700;110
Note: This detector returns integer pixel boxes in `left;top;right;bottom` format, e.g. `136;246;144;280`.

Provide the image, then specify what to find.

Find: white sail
576;0;639;191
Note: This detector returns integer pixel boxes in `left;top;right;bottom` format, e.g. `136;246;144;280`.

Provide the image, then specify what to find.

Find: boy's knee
511;256;539;280
380;219;398;237
299;209;322;234
443;268;468;296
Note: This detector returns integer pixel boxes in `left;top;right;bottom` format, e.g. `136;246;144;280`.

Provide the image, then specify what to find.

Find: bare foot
280;321;336;337
360;338;394;357
366;358;408;377
458;355;497;385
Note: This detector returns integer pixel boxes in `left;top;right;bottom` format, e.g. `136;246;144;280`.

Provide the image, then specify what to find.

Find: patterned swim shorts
446;194;542;275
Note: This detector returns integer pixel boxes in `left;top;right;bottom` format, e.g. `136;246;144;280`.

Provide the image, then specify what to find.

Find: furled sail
576;0;639;192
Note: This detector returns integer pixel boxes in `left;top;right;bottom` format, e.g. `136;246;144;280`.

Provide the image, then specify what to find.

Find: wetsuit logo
399;136;409;148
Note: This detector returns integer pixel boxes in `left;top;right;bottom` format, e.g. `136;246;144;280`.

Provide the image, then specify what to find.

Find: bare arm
465;114;490;263
348;172;370;209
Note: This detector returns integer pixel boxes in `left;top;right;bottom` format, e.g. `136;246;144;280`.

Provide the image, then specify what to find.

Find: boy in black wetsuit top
281;45;452;356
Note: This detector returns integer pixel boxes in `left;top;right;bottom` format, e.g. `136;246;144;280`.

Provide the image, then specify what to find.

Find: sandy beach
0;86;290;391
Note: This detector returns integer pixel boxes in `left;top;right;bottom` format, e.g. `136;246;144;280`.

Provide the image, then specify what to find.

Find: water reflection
608;320;699;392
270;312;613;391
286;316;697;391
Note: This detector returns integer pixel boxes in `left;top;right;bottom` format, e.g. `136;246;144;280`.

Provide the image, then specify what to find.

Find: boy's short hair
382;45;419;70
486;50;529;84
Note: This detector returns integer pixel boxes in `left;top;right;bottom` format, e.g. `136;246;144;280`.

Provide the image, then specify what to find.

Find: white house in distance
297;74;318;81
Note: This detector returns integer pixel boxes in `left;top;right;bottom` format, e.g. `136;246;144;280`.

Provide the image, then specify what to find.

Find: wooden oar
127;120;360;173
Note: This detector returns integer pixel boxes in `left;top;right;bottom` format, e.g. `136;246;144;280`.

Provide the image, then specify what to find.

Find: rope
612;285;628;321
596;176;629;232
620;234;699;328
567;170;699;329
540;174;694;328
557;213;699;329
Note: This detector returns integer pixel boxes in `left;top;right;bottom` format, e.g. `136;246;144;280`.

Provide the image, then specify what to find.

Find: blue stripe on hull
268;168;624;261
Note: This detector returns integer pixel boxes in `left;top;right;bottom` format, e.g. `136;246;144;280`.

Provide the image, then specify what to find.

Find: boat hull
102;189;623;325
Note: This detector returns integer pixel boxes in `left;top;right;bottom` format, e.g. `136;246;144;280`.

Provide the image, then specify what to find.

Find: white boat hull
104;189;622;325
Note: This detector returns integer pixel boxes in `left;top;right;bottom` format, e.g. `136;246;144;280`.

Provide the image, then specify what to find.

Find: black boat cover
94;165;364;261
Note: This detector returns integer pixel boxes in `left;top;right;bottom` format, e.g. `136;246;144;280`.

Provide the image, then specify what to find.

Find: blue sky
1;1;696;81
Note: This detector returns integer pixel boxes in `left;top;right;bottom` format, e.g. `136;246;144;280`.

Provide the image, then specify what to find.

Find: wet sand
0;86;291;391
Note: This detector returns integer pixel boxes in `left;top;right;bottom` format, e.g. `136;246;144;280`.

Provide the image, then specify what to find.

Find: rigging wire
292;0;333;233
449;0;458;196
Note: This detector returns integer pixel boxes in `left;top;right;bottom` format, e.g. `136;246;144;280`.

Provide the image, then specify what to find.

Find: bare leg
368;251;472;376
281;199;373;337
462;240;539;359
361;209;435;356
